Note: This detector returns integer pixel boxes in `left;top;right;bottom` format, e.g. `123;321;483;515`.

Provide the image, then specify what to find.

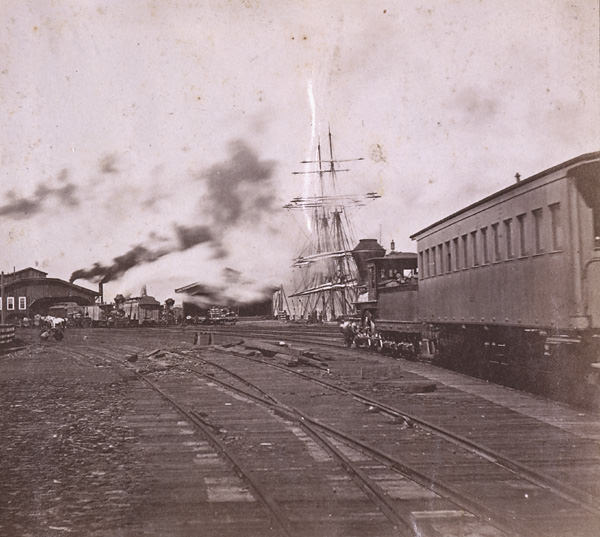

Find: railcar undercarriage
431;323;600;409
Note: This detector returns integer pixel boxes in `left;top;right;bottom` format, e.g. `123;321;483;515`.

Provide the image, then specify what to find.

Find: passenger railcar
352;152;600;406
411;151;600;402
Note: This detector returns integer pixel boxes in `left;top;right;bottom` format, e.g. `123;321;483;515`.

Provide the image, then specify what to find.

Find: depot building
0;267;98;321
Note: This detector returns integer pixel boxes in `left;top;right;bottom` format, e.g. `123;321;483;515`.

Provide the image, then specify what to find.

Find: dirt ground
1;333;150;537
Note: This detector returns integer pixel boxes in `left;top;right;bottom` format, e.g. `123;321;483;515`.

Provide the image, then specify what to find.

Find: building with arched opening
0;268;98;322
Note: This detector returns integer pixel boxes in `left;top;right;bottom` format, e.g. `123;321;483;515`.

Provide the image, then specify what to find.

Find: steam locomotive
351;152;600;407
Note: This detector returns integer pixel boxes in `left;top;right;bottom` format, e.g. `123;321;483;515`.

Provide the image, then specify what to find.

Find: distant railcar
353;152;600;406
82;304;110;327
123;296;161;326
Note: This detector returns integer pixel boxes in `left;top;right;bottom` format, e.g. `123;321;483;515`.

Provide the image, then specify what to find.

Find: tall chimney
98;281;104;304
390;240;395;252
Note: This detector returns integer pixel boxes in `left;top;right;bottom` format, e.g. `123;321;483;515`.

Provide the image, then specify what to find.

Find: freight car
352;152;600;406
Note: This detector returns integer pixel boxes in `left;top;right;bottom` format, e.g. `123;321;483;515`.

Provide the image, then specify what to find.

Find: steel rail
186;356;536;537
207;347;600;518
62;346;296;537
186;360;439;537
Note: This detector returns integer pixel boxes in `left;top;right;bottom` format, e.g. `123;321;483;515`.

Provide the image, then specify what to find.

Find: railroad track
215;349;600;512
58;345;429;536
85;324;346;349
58;335;600;537
59;343;503;537
179;349;600;537
57;346;292;536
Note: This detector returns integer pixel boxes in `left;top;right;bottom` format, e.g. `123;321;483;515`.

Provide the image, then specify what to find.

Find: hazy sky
1;0;598;303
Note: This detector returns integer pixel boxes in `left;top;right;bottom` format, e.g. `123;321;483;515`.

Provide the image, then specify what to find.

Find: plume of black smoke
200;140;277;227
0;169;79;219
70;224;214;283
180;267;273;307
175;224;213;250
72;140;278;286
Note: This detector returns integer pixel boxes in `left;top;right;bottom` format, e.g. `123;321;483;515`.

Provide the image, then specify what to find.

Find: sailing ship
282;129;380;321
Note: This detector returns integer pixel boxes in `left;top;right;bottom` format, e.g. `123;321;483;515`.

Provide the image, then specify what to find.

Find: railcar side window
445;241;451;272
431;246;437;275
424;249;430;278
453;238;459;270
481;227;489;264
517;213;528;257
532;208;544;253
549;203;562;250
438;244;444;274
594;205;600;249
492;223;501;261
419;252;424;279
471;231;479;266
504;218;514;258
461;234;468;268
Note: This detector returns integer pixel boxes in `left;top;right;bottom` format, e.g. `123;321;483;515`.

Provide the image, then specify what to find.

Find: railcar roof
410;151;600;240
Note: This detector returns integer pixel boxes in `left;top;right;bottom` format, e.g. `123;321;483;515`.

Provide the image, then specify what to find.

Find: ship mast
285;128;380;321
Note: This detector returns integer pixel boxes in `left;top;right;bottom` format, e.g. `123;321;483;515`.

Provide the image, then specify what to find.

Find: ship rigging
284;129;380;321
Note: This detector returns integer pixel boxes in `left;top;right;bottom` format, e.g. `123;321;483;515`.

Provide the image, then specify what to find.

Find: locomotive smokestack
390;240;395;252
352;239;385;287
